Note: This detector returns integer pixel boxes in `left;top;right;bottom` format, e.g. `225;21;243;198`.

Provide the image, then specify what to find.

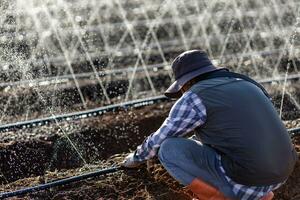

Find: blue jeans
158;137;236;199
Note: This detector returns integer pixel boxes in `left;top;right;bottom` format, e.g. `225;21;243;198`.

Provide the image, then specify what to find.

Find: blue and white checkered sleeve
134;91;207;161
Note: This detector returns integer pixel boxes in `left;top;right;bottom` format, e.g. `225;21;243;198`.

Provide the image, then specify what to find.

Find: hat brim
164;65;223;99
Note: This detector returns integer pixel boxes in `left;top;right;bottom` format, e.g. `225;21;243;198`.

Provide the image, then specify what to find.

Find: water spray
1;74;299;133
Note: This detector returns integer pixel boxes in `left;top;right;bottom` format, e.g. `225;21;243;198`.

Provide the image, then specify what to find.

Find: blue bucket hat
164;50;224;98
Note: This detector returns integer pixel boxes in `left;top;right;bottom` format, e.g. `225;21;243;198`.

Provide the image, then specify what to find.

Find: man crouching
122;50;298;200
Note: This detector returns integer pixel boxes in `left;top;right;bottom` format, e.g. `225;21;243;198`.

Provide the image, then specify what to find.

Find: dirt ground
0;90;300;199
1;134;299;200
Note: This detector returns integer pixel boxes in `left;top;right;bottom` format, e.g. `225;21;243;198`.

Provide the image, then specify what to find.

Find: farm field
1;86;300;199
0;0;300;199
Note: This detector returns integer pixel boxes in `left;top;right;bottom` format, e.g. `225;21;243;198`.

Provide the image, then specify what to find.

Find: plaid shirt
135;91;206;161
134;90;282;199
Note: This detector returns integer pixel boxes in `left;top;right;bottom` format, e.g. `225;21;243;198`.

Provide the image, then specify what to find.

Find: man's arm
122;91;207;167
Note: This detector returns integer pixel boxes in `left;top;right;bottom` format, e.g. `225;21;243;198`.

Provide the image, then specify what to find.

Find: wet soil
1;88;300;184
0;102;172;184
0;134;299;200
0;91;299;199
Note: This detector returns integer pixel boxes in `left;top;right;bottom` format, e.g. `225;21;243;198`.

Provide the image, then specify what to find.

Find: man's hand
121;152;144;168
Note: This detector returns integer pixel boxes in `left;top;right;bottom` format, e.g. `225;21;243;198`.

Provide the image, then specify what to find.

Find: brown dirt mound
0;102;172;184
1;119;300;199
1;138;299;200
0;97;299;199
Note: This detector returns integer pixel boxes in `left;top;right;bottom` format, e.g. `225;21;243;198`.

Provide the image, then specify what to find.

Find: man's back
191;77;297;186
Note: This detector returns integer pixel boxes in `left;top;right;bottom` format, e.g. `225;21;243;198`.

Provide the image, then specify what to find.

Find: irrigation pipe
0;95;168;133
0;166;121;199
289;126;300;137
0;127;300;199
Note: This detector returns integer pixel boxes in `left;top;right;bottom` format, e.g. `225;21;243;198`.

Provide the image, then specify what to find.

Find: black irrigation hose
0;127;299;199
0;73;300;133
259;73;300;84
289;126;300;137
0;95;168;133
0;166;122;199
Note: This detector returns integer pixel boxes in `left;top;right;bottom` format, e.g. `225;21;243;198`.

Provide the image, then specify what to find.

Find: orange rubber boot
261;192;274;200
188;178;230;200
